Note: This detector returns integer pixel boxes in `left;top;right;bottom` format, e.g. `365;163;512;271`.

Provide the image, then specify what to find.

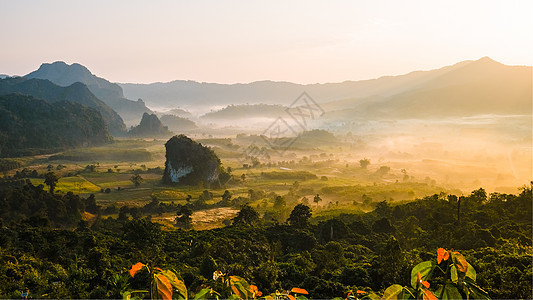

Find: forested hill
0;77;126;135
0;94;111;157
25;61;152;126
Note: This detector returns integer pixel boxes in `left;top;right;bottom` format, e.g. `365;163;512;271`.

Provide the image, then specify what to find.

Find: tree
44;172;59;194
313;194;322;207
130;174;143;187
118;206;129;221
287;204;312;228
129;207;142;219
176;205;193;229
232;205;259;226
222;190;232;202
375;200;392;216
375;166;391;177
359;158;370;169
470;187;487;204
273;195;286;210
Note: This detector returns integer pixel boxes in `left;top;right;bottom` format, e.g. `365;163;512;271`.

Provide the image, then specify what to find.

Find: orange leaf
250;284;262;297
416;272;431;289
437;248;445;264
154;267;163;272
231;285;241;297
291;287;309;295
421;281;430;289
154;273;173;300
288;295;296;300
356;290;366;294
453;253;469;273
129;262;145;278
422;289;437;300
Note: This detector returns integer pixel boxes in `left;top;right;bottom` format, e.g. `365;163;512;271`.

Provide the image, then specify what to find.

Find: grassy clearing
30;176;101;194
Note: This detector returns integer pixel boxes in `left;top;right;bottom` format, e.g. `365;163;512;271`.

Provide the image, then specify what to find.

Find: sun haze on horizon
1;0;532;84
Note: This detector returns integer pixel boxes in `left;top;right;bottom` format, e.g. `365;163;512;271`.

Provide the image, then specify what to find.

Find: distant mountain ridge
119;59;473;107
120;57;531;119
25;61;152;125
0;77;126;135
322;57;532;119
200;104;287;120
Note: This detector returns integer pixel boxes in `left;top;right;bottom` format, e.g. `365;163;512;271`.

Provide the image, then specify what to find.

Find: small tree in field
313;194;322;207
44;172;59;194
359;158;370;169
176;205;193;229
130;174;143;187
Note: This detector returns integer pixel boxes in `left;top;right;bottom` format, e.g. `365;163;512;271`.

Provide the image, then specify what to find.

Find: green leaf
229;275;251;299
466;262;476;282
122;291;131;300
437;284;463;300
410;261;435;289
450;265;458;283
296;296;308;300
227;294;240;300
193;288;219;300
464;277;490;300
364;293;382;300
383;284;404;300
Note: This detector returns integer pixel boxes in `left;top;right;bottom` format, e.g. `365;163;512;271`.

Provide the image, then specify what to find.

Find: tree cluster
0;185;530;299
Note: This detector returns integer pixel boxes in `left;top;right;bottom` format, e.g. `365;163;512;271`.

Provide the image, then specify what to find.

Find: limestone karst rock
162;135;221;185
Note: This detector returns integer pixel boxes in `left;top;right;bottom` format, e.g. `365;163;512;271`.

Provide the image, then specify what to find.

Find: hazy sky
1;0;532;84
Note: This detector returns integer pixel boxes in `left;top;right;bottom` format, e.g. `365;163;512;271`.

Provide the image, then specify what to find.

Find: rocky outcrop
129;113;172;137
163;135;220;185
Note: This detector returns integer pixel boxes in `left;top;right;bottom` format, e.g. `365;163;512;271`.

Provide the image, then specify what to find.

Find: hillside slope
324;57;532;119
0;94;111;157
26;61;152;125
0;77;126;135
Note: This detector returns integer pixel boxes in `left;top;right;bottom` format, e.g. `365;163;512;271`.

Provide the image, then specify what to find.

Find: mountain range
120;57;532;119
26;61;152;125
0;77;126;135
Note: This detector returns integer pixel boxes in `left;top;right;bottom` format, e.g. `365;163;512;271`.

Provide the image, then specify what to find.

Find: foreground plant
381;248;490;299
125;262;187;300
